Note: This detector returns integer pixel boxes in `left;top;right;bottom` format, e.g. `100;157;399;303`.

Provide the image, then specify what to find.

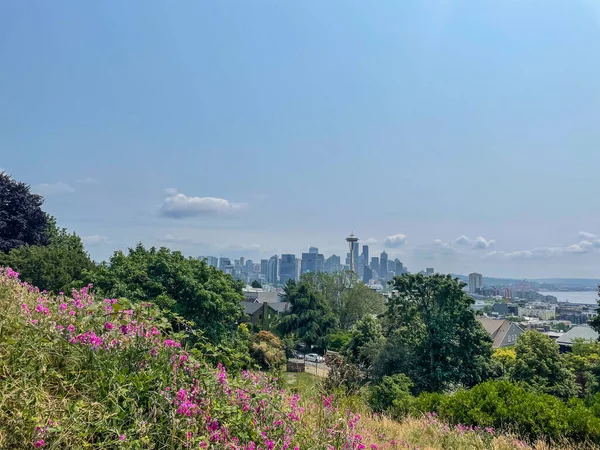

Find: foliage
84;244;245;343
343;314;386;370
564;339;600;398
299;272;385;330
368;374;415;419
510;331;579;400
250;280;262;289
377;273;493;393
416;380;600;444
249;330;286;370
0;222;94;293
0;172;51;253
492;348;516;378
327;329;352;351
278;280;338;352
323;351;366;395
588;284;600;334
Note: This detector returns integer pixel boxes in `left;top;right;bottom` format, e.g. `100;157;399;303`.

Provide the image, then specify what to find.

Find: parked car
305;353;323;363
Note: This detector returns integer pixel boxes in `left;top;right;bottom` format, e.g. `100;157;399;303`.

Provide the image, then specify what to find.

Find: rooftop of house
556;325;599;346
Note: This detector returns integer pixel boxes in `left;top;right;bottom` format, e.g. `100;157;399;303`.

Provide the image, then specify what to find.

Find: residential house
477;317;525;348
556;325;599;352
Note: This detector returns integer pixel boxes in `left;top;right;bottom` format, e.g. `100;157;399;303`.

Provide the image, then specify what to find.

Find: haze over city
2;1;600;278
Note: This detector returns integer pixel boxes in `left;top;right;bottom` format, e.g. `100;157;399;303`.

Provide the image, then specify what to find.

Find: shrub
368;373;415;419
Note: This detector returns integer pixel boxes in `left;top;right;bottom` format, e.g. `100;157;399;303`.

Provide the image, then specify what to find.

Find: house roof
269;302;289;313
477;318;523;348
556;325;599;346
243;302;263;315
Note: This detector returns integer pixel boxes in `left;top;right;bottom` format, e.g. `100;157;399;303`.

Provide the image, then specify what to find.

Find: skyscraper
325;255;341;273
394;258;404;276
370;257;380;277
362;245;369;266
309;246;319;254
380;251;388;280
469;273;483;294
267;255;279;284
280;254;297;284
346;234;359;273
316;254;325;273
301;252;317;274
363;266;373;284
260;259;269;277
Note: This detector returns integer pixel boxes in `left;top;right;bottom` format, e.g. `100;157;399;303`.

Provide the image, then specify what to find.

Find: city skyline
3;2;600;278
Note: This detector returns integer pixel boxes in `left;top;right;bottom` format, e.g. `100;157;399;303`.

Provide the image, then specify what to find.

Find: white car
305;353;323;363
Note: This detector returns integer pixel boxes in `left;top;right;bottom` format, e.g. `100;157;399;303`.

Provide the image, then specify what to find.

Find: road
288;358;329;377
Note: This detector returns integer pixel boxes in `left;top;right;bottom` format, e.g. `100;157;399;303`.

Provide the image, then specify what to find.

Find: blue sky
2;1;600;278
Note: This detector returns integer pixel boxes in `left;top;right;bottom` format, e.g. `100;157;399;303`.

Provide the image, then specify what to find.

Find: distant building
394;259;405;276
279;254;297;284
478;318;525;348
426;268;434;275
469;273;483;294
380;252;388;281
301;252;317;274
371;257;380;278
203;256;218;268
295;258;302;280
556;325;600;351
363;266;373;284
309;246;319;254
490;303;519;316
267;255;279;284
362;245;369;267
242;301;289;329
325;255;341;273
316;254;325;273
219;257;231;271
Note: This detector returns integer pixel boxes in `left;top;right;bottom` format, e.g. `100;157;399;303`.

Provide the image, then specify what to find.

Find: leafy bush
415;380;600;443
368;373;415;419
249;330;286;370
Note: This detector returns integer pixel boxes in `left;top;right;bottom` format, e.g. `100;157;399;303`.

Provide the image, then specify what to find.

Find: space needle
346;233;359;273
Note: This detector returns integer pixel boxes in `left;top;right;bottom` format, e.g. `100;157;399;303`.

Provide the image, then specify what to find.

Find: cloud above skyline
384;234;407;248
159;189;245;219
82;235;109;246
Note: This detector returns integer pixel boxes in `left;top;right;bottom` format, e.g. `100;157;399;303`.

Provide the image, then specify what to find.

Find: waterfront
541;291;598;305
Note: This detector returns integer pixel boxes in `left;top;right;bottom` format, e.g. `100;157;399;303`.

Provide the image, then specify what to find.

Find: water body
541;291;598;305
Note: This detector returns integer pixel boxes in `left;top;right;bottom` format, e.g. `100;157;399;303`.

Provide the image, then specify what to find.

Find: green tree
375;273;493;393
250;280;262;289
0;221;93;293
278;280;338;351
367;373;415;418
300;272;385;330
510;330;579;400
565;339;600;398
85;244;245;343
0;172;50;253
588;284;600;333
342;314;385;369
249;330;286;370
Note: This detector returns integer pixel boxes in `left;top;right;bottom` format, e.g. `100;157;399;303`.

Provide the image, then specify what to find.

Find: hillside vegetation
0;268;597;450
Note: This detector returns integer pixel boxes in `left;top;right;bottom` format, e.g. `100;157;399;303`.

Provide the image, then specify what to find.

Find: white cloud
34;182;75;195
531;246;563;257
453;235;471;246
474;236;495;250
363;238;378;245
566;241;595;254
160;189;245;219
579;231;597;240
384;234;408;248
82;235;109;246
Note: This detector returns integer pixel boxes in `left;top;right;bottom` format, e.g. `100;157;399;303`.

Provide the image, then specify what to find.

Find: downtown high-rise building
325;255;341;273
362;245;369;265
371;257;380;277
363;265;373;284
260;259;269;277
309;246;319;254
279;254;297;284
394;258;405;276
469;272;483;294
267;255;279;284
380;251;388;281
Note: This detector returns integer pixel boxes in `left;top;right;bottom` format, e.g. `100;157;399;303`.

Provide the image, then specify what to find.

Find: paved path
288;358;329;377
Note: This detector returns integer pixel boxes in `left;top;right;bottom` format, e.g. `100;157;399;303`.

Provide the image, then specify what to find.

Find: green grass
283;371;320;395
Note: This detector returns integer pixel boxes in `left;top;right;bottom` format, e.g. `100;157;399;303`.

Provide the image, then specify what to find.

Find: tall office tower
279;254;297;284
260;259;269;277
267;255;279;284
363;266;373;284
245;259;254;276
219;257;231;271
362;245;369;266
240;257;245;268
426;268;434;275
325;254;341;273
316;254;325;272
295;258;302;280
394;258;404;276
370;257;380;277
380;251;388;281
469;272;483;294
204;256;219;268
301;252;317;274
309;246;319;254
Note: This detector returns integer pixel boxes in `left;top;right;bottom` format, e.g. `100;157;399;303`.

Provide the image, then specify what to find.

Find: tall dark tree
250;280;262;289
278;280;338;351
0;172;50;252
375;273;493;393
84;244;245;343
588;284;600;335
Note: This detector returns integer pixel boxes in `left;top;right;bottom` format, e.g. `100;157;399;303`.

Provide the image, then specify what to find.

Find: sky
2;1;600;278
